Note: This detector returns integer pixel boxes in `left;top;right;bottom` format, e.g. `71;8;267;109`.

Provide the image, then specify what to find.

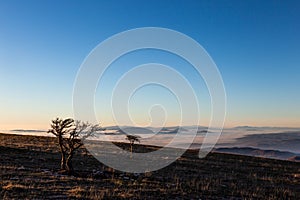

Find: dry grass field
0;133;299;199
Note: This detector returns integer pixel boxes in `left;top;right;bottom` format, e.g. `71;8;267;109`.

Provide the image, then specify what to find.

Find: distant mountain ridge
104;126;199;135
233;126;300;130
215;147;300;162
11;129;47;133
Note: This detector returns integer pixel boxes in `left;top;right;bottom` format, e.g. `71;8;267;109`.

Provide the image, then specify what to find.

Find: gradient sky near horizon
0;0;299;129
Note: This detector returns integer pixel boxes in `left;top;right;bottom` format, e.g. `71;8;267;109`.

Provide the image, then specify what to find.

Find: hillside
0;133;299;199
215;147;300;161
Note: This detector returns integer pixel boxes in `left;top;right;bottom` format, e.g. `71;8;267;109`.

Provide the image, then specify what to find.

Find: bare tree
48;118;103;174
65;121;103;174
48;118;74;171
125;134;140;158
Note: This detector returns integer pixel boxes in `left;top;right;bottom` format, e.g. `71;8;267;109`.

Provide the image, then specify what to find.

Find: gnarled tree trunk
60;152;66;170
58;136;66;170
66;152;74;175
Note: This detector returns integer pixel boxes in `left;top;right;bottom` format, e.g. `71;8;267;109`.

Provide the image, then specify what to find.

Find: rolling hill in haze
2;126;300;162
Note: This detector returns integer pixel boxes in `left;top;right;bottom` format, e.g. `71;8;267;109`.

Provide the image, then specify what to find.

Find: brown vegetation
48;118;103;175
0;133;299;199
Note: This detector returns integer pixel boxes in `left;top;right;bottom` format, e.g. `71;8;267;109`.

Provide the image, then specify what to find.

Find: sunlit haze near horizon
0;0;299;130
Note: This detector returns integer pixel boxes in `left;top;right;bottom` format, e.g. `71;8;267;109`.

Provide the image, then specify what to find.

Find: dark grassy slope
0;133;299;199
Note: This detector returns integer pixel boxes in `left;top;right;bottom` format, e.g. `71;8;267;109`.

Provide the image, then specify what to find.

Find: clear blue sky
0;0;299;129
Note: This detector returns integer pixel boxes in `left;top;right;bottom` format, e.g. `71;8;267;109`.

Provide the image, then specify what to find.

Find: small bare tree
65;121;103;174
48;118;73;171
48;117;103;175
125;134;140;158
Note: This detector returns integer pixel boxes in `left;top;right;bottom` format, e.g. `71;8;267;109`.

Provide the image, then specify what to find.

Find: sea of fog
2;126;300;154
